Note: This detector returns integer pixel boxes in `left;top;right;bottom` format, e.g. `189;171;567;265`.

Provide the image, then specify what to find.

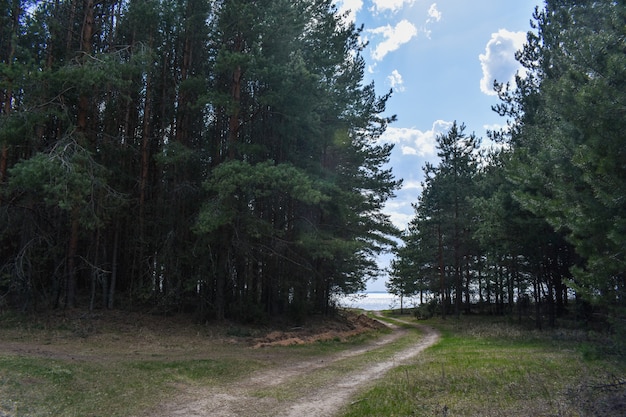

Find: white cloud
369;20;418;61
483;123;509;132
379;120;454;230
479;29;527;96
334;0;363;24
371;0;416;14
483;123;505;132
388;211;414;230
385;200;410;210
401;145;420;155
383;200;414;229
380;120;453;157
422;4;442;39
427;3;441;23
402;179;423;190
387;69;405;92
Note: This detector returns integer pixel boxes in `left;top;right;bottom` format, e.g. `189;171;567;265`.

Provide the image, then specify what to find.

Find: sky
332;0;542;291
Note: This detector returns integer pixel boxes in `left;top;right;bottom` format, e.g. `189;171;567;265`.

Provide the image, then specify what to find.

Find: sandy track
143;316;440;417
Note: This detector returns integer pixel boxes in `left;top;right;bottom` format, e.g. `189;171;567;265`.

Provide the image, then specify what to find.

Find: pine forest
389;1;626;335
0;0;400;320
1;0;625;335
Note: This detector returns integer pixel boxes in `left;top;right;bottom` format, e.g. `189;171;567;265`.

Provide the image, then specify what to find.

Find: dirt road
144;315;440;417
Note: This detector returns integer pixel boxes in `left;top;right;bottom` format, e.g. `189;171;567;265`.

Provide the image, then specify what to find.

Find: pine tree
497;1;626;318
0;0;400;320
396;122;479;318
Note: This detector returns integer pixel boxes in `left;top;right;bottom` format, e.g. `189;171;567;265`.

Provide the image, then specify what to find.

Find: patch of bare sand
142;315;439;417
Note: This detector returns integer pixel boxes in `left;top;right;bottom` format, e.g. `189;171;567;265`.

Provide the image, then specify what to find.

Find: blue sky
333;0;542;291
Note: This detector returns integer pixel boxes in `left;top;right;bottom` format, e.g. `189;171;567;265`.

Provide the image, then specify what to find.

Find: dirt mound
252;312;385;348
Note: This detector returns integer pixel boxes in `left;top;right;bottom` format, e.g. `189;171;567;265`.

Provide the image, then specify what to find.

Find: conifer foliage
392;1;625;332
0;0;399;320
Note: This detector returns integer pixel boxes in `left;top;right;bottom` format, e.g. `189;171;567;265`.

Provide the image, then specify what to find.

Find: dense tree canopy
393;0;625;334
0;0;400;320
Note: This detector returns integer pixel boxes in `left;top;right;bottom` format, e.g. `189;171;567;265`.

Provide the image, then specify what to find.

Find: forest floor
0;309;438;417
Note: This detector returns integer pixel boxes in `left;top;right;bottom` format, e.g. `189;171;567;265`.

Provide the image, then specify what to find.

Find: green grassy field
340;314;626;417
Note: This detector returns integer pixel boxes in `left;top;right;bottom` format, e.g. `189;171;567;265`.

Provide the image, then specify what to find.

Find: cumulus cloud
366;3;441;67
334;0;363;24
427;3;441;23
402;179;423;191
381;120;453;156
387;69;405;92
371;0;416;14
479;29;527;96
379;120;454;230
383;179;427;229
369;20;418;61
483;122;505;132
383;201;414;229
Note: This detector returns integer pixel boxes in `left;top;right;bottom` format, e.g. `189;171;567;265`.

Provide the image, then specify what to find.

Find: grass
339;314;626;417
0;309;387;417
2;310;624;416
0;311;267;417
0;352;261;417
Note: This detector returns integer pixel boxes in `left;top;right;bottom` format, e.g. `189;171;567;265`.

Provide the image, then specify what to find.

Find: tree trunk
0;0;19;205
438;224;446;319
90;228;100;311
107;225;119;309
533;275;542;330
66;206;80;308
139;37;153;239
66;0;78;56
477;259;484;305
507;259;515;314
464;256;471;313
175;31;192;145
547;274;555;327
77;0;94;135
214;230;230;320
495;264;502;314
227;34;243;160
0;142;8;206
